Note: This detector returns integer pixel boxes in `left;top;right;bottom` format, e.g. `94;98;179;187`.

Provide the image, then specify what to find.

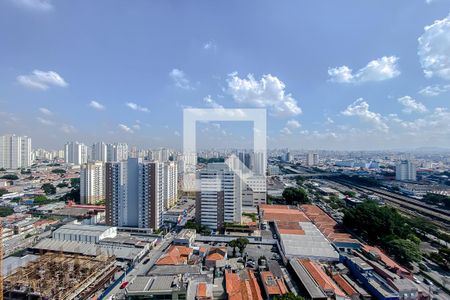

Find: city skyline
1;1;450;150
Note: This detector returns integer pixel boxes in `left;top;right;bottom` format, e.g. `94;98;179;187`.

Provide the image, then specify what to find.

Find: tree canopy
41;183;56;195
282;187;309;205
343;200;422;264
1;174;18;180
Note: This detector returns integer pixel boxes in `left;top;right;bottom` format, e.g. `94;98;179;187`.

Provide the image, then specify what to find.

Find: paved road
102;234;173;299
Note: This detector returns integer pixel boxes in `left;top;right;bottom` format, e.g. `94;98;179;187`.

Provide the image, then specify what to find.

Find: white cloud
419;84;450;96
174;131;180;136
200;95;247;118
118;124;134;134
203;95;223;109
342;98;389;132
418;13;450;80
39;107;52;115
169;68;193;89
280;127;292;135
132;124;141;130
12;0;53;12
397;96;428;113
37;117;54;126
328;56;400;83
60;124;76;134
17;70;67;90
227;73;302;117
89;100;105;110
286;119;301;129
203;41;217;51
125;102;150;113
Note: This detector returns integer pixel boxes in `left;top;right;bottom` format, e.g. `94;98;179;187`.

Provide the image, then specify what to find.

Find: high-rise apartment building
0;134;32;169
306;152;319;166
105;158;165;230
64;142;88;165
163;161;178;209
395;160;417;181
106;143;128;162
196;163;242;230
80;161;105;205
92;142;108;163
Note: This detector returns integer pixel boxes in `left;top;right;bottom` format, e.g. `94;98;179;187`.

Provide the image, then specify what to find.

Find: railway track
329;179;450;229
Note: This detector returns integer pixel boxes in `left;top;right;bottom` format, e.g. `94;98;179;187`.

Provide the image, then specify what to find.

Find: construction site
3;253;117;300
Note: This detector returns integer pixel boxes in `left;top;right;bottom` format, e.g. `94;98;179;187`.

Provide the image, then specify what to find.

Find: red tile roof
299;259;346;298
260;204;310;223
301;204;360;245
196;282;210;299
332;274;358;297
206;247;227;261
156;245;193;265
260;271;288;296
362;245;411;276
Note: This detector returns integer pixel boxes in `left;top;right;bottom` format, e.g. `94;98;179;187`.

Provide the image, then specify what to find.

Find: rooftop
156;245;193;265
32;238;143;261
260;271;288;296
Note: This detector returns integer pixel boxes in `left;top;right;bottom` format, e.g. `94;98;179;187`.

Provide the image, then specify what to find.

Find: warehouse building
52;222;117;243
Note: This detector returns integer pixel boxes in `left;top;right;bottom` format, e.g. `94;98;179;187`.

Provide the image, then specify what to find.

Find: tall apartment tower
106;143;128;162
306;152;319;166
163;161;178;209
80;161;105;204
64;142;88;165
105;158;164;230
92;142;108;163
395;160;417;181
196;163;242;230
0;134;32;169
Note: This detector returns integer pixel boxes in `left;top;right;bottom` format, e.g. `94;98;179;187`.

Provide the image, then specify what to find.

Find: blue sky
1;0;450;150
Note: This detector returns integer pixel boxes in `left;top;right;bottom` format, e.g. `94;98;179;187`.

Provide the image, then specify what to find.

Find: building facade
395;160;417;181
163;161;178;209
105;158;165;230
64;142;88;165
92;142;108;163
106;143;128;162
306;152;319;166
196;163;242;230
80;161;105;205
0;134;32;169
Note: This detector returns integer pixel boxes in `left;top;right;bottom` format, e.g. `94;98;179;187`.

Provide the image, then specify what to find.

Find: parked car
120;281;129;289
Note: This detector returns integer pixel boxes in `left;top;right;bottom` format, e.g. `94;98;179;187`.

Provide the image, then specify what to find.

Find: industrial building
4;253;117;300
52;223;117;243
125;275;187;299
260;205;339;261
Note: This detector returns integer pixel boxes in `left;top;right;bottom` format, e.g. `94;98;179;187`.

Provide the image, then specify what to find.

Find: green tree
343;200;412;244
386;238;422;264
282;187;309;205
422;193;450;209
343;190;356;197
274;293;305;300
236;237;249;256
51;169;66;174
1;174;19;180
70;178;80;188
0;207;14;217
34;195;50;205
229;239;238;257
41;183;56;195
0;188;9;197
